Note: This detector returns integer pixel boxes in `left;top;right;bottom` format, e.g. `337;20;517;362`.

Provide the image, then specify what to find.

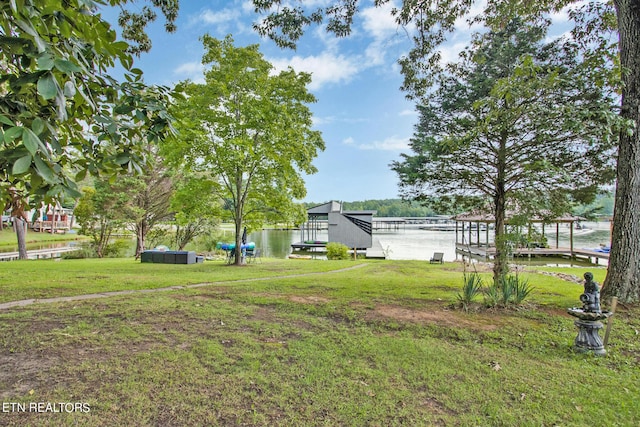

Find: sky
103;1;571;203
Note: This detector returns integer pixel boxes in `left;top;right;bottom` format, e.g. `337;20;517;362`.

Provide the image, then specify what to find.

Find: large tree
75;179;134;258
1;0;177;258
391;20;620;284
169;173;221;251
253;0;640;303
166;35;324;265
126;149;174;258
604;0;640;302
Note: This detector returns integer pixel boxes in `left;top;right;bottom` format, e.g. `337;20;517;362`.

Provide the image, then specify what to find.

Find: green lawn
0;258;638;426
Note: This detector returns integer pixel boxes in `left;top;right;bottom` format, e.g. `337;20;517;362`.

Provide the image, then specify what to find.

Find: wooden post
570;222;574;259
603;297;618;348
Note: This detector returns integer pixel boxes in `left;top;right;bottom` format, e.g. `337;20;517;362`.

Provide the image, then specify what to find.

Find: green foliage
392;20;622;286
75;180;136;258
166;34;324;264
305;199;446;217
169;174;222;250
60;243;96;260
457;272;484;311
0;0;178;256
485;273;535;307
512;275;535;304
326;242;349;260
103;239;132;258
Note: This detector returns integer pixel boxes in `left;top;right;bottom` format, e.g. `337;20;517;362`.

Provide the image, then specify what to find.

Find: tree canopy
1;0;179;257
391;20;621;283
166;35;324;264
252;0;640;303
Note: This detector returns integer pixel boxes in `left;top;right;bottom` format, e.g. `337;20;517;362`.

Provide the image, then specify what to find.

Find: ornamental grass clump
485;273;534;307
457;272;484;311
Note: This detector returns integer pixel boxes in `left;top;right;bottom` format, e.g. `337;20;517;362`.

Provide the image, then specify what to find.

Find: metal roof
452;210;585;223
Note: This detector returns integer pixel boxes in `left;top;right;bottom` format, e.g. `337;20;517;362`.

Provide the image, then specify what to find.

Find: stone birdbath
567;272;612;356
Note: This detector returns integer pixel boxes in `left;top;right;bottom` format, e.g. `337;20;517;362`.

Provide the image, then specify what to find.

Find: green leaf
114;104;134;115
75;169;87;182
36;52;55;70
34;156;56;183
4;126;22;143
22;128;41;154
37;73;58;100
32;117;45;135
0;114;15;127
115;153;130;165
54;59;82;73
12;155;32;175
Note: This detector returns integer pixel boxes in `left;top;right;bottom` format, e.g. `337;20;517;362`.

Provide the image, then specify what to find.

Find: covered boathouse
453;210;610;264
293;201;375;251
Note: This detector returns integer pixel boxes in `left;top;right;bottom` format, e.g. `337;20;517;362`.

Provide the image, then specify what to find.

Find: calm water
250;221;612;264
3;221;611;266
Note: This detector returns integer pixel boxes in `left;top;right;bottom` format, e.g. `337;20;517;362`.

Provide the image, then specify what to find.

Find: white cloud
360;1;408;67
343;137;355;145
399;109;417;117
199;8;241;25
361;2;399;40
189;7;253;36
358;135;410;151
173;62;205;83
269;52;361;91
453;0;487;33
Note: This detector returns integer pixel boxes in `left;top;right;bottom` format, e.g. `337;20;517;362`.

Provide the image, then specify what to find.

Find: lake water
250;221;612;265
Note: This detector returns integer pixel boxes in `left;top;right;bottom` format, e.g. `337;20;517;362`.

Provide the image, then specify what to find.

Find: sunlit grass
0;258;638;426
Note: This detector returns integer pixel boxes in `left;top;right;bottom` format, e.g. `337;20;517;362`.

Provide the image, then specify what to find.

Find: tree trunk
233;170;245;266
13;217;28;260
492;133;509;286
135;220;146;259
603;0;640;303
493;191;508;286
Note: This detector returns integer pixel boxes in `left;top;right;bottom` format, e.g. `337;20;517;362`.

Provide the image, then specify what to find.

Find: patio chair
226;248;235;264
429;252;444;264
246;248;262;263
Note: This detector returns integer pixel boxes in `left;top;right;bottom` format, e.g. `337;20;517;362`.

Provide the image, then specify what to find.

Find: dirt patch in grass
0;353;61;399
289;295;331;304
367;304;500;331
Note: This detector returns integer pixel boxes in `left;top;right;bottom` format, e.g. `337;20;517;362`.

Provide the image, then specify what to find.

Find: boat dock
365;238;386;259
0;246;79;261
456;244;610;264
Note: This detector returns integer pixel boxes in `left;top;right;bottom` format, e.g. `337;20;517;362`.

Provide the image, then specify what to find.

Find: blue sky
104;1;571;203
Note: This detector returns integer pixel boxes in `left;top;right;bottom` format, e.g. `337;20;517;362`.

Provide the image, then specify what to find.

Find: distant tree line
304;200;438;218
305;194;613;219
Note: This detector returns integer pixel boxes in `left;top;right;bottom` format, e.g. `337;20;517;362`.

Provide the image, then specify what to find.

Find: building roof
452;210;585;223
307;201;376;216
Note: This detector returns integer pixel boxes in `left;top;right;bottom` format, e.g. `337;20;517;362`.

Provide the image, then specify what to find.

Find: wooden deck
291;241;327;250
456;244;609;264
365;238;386;259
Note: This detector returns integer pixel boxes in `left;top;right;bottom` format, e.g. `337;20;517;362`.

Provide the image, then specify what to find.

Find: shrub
511;275;534;304
485;273;534;307
457;272;484;311
103;239;132;258
326;242;349;260
61;243;96;259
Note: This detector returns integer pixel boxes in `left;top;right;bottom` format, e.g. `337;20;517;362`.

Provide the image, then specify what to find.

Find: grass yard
0;258;638;426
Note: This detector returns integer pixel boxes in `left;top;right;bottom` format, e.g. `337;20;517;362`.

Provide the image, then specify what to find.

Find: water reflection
249;221;612;265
